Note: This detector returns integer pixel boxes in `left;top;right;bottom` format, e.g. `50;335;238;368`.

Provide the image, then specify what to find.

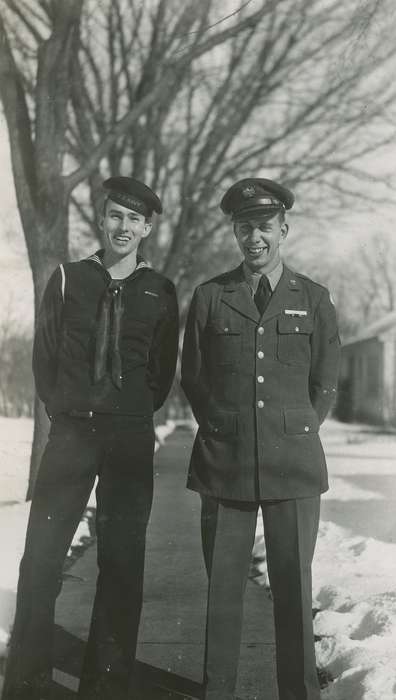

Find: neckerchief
90;252;151;390
94;280;124;389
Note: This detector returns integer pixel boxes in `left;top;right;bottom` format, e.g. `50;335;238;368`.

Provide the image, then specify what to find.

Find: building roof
343;310;396;347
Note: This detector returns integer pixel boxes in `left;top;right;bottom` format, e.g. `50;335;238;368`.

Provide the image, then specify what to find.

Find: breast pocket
208;318;242;366
277;316;313;366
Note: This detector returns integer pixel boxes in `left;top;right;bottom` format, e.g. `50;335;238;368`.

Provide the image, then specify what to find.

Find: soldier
2;177;179;700
181;178;340;700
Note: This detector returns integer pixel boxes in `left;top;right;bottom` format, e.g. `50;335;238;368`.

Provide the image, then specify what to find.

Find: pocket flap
209;318;242;335
278;316;313;335
284;407;319;435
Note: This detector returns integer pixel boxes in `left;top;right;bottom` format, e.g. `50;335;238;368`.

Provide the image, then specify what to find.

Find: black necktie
94;281;124;389
254;275;271;315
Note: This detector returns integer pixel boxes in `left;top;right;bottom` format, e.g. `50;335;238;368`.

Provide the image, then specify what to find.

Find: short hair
101;195;152;222
102;195;110;218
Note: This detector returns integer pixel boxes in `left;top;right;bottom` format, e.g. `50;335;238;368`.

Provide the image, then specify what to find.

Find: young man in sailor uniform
181;178;340;700
2;177;179;700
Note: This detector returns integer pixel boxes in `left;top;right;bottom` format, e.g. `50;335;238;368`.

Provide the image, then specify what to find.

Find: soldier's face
234;213;288;272
101;199;152;258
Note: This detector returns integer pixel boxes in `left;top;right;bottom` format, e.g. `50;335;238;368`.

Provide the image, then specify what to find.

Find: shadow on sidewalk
53;625;204;699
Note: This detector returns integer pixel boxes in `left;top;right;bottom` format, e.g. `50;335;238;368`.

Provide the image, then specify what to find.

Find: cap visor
232;205;281;221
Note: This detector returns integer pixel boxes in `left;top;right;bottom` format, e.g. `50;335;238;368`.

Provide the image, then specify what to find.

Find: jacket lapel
260;266;303;323
221;265;260;323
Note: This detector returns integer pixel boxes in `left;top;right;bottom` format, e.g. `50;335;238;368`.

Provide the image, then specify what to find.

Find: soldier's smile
245;244;269;258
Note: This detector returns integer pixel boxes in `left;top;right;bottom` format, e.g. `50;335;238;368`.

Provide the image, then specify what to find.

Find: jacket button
257;351;264;359
258;326;264;335
257;400;264;408
257;376;264;383
304;425;310;432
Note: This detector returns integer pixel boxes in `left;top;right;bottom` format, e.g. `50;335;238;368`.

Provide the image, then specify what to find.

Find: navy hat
220;178;294;221
103;176;162;217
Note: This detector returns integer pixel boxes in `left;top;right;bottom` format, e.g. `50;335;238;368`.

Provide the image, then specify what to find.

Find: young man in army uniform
181;178;340;700
2;177;179;700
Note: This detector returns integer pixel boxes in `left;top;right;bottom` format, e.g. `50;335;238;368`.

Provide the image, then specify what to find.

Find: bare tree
0;313;34;418
67;0;396;319
1;0;396;493
288;227;396;339
0;0;271;494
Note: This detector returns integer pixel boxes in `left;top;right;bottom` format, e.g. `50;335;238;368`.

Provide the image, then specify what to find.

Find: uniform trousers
201;495;321;700
1;413;155;700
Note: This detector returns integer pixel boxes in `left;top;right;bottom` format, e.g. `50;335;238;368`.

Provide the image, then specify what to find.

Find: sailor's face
101;199;151;258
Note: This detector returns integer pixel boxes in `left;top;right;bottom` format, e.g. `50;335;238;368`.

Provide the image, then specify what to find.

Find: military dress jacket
181;264;340;501
33;252;179;418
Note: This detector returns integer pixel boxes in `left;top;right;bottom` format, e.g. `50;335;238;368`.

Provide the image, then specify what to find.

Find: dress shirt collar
242;260;283;294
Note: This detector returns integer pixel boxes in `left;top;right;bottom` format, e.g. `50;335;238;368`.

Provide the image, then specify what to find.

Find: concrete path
54;427;277;699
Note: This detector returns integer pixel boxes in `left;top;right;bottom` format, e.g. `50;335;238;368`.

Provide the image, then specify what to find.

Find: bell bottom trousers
201;495;321;700
1;414;155;699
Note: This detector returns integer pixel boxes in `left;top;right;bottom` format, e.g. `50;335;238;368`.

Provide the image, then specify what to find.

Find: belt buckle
70;409;94;419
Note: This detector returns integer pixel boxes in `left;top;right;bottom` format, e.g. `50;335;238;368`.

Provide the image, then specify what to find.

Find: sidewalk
53;427;277;699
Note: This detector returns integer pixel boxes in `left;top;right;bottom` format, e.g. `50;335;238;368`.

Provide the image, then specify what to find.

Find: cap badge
242;185;256;199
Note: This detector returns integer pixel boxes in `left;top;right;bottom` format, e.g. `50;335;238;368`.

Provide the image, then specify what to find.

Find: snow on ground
251;418;396;699
313;420;396;700
0;416;395;699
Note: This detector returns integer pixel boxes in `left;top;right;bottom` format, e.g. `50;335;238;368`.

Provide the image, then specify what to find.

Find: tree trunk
26;214;69;499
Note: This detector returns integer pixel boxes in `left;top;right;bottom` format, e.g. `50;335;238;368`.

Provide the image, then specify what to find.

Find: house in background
335;311;396;426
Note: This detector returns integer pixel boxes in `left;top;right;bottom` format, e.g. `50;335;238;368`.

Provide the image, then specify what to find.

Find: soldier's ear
280;222;289;241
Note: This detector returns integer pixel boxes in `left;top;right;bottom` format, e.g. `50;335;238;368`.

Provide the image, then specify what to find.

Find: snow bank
250;420;396;700
313;521;396;700
251;516;396;699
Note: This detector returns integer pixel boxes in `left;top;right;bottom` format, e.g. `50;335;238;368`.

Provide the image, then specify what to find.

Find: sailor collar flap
86;251;151;284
